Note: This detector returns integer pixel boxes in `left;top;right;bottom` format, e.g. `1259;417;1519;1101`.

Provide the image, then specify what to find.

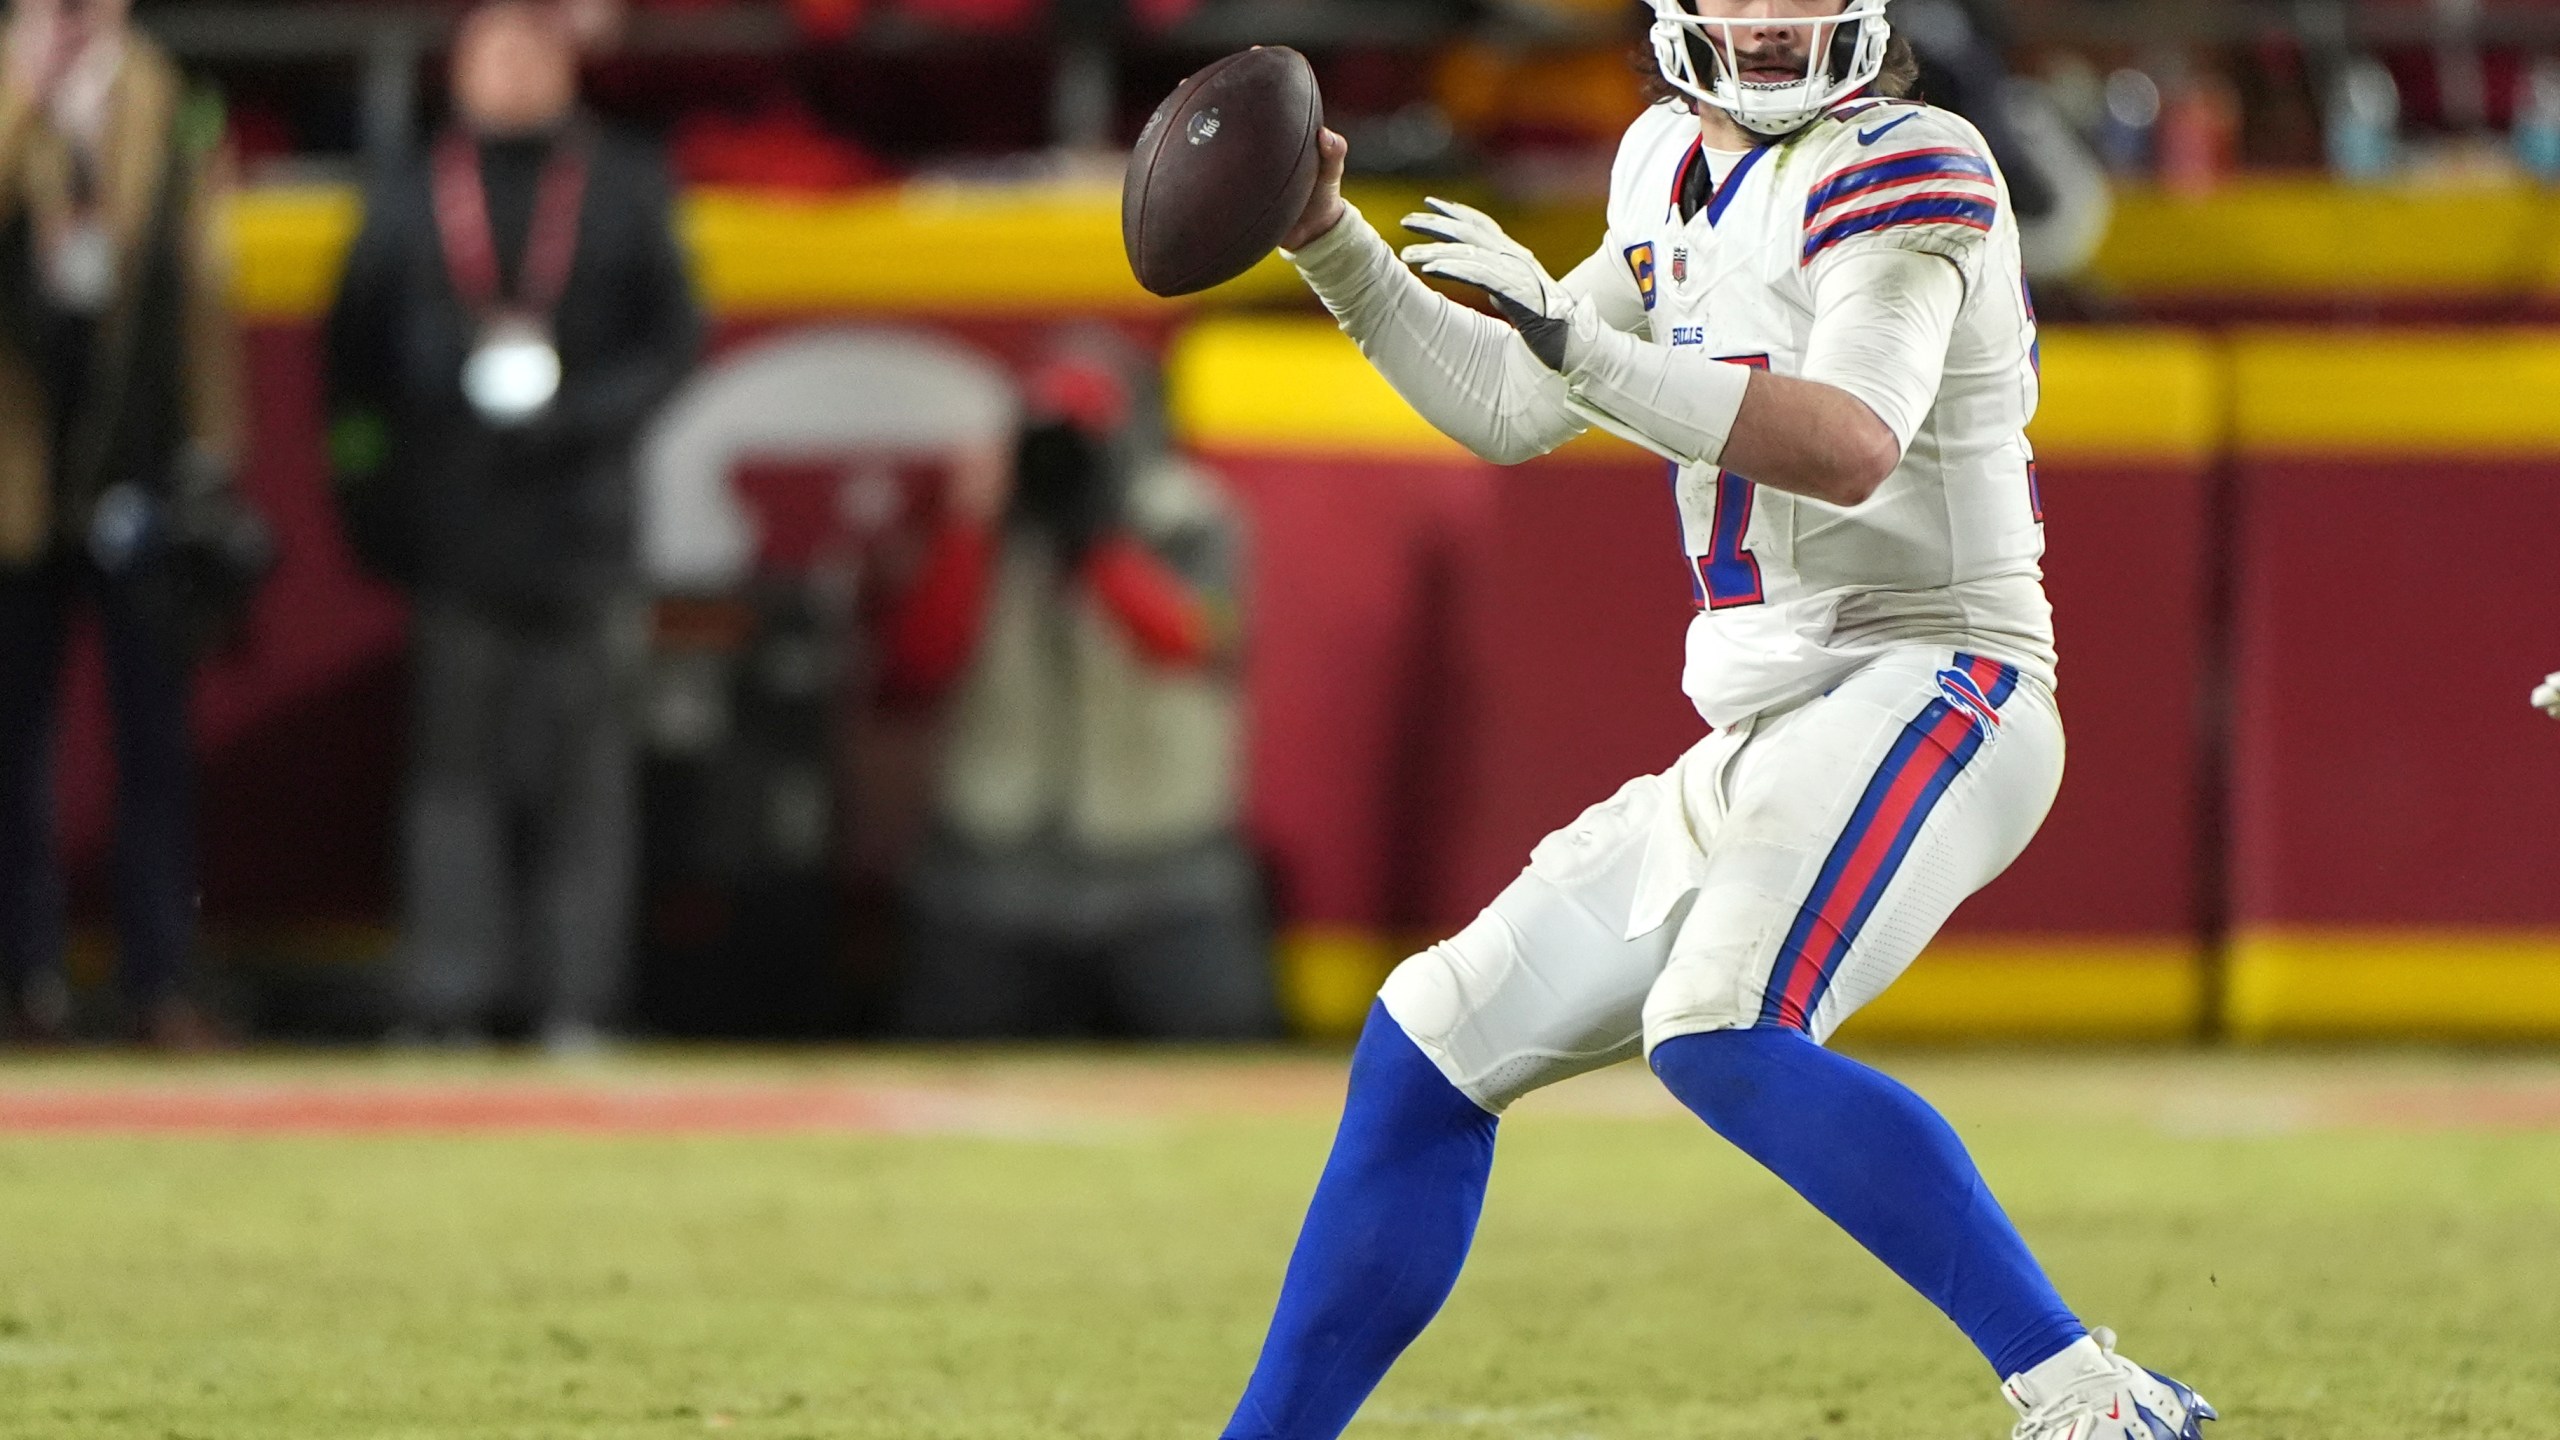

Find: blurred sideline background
30;0;2560;1046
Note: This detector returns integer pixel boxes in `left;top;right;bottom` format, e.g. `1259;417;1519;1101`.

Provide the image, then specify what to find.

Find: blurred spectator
324;0;700;1049
559;0;629;51
883;337;1272;1040
1895;0;2111;280
1896;1;2052;213
0;0;253;1045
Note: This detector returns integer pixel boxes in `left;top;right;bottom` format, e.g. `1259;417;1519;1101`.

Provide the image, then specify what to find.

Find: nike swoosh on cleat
1857;114;1918;145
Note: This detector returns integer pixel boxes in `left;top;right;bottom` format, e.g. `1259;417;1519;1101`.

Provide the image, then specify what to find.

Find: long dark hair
1635;29;1923;112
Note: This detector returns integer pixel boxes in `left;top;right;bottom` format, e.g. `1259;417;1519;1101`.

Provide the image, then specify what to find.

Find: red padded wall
1430;454;1703;927
2231;459;2560;930
1205;454;1493;935
1953;460;2215;939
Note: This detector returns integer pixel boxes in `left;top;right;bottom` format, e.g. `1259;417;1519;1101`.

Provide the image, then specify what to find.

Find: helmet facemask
1649;0;1893;138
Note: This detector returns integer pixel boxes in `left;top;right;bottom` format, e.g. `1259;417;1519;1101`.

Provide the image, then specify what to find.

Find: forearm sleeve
1799;248;1965;453
1284;206;1584;465
1560;324;1753;469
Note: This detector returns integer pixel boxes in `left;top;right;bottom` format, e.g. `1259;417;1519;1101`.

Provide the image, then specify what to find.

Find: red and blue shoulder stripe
1800;144;1999;266
1804;147;1994;220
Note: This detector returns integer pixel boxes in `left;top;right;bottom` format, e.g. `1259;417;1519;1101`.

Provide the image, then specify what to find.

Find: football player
1216;4;2215;1439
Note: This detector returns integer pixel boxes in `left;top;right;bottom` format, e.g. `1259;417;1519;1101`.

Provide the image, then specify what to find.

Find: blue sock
1222;1001;1498;1440
1649;1027;2085;1379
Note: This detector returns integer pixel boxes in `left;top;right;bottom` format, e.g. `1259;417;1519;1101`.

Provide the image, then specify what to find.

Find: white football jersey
1590;97;2055;729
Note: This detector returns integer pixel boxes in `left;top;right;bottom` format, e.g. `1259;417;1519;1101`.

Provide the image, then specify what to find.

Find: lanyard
431;127;591;320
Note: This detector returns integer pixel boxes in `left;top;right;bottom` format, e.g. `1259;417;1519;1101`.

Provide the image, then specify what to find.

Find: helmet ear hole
1824;20;1861;91
1683;27;1722;93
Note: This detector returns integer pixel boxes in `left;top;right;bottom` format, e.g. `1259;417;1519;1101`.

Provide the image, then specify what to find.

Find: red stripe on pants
1771;705;1980;1029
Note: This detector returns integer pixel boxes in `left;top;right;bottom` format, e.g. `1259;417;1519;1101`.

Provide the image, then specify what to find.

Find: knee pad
1380;871;1668;1113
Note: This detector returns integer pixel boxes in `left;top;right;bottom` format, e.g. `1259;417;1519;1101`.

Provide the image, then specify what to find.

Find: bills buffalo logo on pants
1935;666;2005;736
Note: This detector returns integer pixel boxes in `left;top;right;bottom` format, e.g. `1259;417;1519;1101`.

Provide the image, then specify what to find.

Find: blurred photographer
325;0;700;1047
883;339;1273;1040
0;0;255;1044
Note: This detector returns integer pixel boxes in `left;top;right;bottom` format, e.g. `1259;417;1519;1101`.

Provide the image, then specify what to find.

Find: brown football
1122;46;1324;298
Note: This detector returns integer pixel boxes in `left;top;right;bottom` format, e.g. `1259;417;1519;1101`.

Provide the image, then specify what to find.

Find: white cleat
2002;1328;2216;1440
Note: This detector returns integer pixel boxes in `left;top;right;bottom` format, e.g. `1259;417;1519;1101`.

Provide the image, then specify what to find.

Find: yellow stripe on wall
1167;318;1475;461
2027;328;2225;464
686;182;1299;316
223;184;360;322
2231;331;2560;456
1841;937;2206;1042
1165;315;1653;462
1274;928;1412;1039
2093;178;2560;299
223;176;2560;320
1274;928;2205;1042
2227;930;2560;1040
219;180;1312;323
1169;318;2227;463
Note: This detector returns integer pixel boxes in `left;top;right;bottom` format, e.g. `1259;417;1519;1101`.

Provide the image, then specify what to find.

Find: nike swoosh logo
1858;113;1918;145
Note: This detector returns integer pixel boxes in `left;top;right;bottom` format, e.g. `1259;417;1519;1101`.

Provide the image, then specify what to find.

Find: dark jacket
324;122;700;618
0;36;243;573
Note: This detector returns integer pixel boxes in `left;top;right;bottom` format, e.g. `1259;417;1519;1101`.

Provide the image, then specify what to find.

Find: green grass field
2;1047;2556;1440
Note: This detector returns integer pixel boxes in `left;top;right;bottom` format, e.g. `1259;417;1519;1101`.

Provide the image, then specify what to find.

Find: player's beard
1727;38;1813;89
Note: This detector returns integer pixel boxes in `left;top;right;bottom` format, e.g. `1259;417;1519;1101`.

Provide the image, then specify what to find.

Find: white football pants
1380;646;2063;1112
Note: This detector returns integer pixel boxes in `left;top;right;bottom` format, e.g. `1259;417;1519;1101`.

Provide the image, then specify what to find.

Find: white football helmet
1648;0;1895;138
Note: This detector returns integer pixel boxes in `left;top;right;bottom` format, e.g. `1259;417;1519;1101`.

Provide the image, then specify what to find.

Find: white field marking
1365;1401;1602;1438
0;1340;80;1367
0;1077;1147;1142
2153;1092;2319;1138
